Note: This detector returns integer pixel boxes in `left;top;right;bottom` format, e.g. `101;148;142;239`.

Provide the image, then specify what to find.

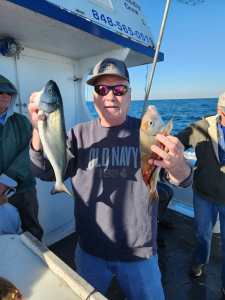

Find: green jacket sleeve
5;146;32;183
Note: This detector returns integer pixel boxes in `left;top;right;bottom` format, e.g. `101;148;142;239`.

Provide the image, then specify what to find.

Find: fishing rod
142;0;205;116
142;0;171;116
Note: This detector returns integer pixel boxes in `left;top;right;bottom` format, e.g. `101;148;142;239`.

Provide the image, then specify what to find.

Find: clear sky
129;0;225;100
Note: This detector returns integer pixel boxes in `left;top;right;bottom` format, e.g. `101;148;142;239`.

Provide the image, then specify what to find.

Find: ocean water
87;98;217;134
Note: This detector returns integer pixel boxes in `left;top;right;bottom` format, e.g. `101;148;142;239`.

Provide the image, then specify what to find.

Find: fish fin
51;183;73;197
148;167;160;201
140;120;149;131
162;119;173;136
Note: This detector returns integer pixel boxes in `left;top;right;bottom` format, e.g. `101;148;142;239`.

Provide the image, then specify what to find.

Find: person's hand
0;183;8;195
149;134;191;184
28;91;41;129
0;195;8;205
28;92;43;151
0;183;8;205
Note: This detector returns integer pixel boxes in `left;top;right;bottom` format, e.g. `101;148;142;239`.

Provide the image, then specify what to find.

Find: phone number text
91;9;152;45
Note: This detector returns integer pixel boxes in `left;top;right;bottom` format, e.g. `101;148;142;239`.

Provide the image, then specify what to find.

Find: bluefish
37;80;72;196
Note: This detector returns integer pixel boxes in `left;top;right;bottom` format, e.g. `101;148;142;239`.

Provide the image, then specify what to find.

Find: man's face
0;92;12;114
217;106;225;117
93;75;131;127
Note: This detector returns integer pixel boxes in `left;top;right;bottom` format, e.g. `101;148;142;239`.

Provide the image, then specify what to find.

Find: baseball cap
0;75;17;95
87;58;129;86
218;92;225;108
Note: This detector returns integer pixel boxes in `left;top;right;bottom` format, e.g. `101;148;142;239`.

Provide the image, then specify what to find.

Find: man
28;58;192;300
0;75;43;240
177;92;225;297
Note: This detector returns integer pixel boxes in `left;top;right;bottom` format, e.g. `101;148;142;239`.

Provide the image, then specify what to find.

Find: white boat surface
0;232;106;300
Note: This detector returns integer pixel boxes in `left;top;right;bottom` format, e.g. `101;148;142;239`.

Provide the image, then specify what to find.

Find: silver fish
140;105;173;200
37;80;72;196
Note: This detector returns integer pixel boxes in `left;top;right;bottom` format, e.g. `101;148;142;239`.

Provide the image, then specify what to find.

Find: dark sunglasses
94;84;129;96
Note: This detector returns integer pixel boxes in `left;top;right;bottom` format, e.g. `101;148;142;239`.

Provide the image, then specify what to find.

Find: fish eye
149;121;154;126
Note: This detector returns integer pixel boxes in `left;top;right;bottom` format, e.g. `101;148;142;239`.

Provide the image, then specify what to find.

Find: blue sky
129;0;225;100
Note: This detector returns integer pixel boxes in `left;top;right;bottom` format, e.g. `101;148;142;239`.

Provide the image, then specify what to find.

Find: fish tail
51;183;73;197
148;167;160;201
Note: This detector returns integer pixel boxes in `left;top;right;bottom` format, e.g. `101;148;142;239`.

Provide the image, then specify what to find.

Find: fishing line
142;0;172;116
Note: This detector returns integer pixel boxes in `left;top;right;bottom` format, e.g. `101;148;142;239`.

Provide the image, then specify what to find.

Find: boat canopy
0;0;163;67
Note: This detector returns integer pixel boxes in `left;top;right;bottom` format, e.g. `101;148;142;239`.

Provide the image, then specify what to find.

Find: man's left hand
150;134;191;185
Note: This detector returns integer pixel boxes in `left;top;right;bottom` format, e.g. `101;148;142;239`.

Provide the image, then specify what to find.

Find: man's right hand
0;183;8;195
28;92;41;129
0;195;8;205
0;183;8;205
28;92;43;151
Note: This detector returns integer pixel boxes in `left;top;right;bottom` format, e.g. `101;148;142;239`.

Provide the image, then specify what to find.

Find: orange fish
0;277;23;300
140;105;173;200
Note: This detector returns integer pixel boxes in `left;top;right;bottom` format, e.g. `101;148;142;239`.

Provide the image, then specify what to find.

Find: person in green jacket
0;74;43;240
177;93;225;297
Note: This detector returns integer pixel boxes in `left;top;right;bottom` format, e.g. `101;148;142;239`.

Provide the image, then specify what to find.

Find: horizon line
86;96;217;102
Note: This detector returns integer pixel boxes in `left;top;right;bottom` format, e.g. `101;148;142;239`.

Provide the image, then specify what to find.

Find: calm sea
87;98;217;134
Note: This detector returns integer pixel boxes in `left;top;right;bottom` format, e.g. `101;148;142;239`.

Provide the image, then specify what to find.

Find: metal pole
142;0;172;115
14;55;23;114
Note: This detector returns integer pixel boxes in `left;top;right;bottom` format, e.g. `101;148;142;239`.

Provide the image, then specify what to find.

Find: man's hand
0;195;8;205
28;92;41;129
28;92;43;151
0;183;8;195
0;183;8;205
150;134;191;185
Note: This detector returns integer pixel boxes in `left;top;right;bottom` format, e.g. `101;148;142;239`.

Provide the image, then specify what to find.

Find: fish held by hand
140;105;173;200
37;80;72;197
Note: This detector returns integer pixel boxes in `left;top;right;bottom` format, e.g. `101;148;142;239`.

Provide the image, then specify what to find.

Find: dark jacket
0;76;35;192
177;115;225;204
0;113;36;193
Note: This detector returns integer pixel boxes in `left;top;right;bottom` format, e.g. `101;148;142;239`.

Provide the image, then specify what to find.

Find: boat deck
50;210;222;300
